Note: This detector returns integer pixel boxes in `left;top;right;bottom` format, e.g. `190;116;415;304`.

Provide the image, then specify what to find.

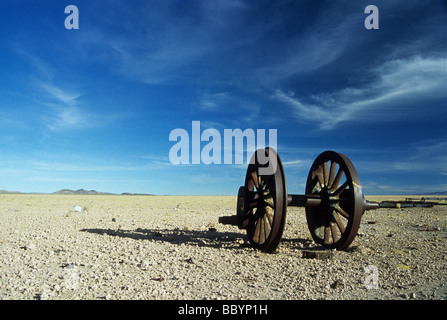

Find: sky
0;0;446;195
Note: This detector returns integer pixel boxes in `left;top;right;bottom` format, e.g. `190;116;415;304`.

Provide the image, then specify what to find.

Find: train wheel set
219;148;379;253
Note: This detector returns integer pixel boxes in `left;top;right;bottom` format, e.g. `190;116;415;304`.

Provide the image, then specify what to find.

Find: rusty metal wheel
305;151;363;250
242;148;288;253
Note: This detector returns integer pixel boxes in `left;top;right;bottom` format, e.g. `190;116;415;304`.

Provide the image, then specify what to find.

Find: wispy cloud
257;17;355;84
354;138;447;176
15;49;92;132
199;92;230;111
38;82;81;106
75;1;241;85
9;46;125;134
273;55;447;130
74;1;353;88
32;80;94;131
36;83;93;132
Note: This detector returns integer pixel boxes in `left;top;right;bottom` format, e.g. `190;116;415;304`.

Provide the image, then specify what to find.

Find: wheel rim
305;151;363;250
244;148;287;253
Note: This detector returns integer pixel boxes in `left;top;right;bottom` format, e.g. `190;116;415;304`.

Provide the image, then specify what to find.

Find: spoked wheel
305;151;363;250
241;148;288;253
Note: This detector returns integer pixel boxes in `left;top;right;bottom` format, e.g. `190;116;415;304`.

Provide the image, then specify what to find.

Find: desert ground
0;194;446;300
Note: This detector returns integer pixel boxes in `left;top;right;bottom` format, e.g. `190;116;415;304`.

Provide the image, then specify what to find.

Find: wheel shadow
80;227;334;253
280;237;335;251
80;227;250;250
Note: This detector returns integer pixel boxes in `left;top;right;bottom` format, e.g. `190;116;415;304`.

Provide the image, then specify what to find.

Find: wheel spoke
314;167;325;187
334;205;350;219
330;167;343;191
264;213;272;235
311;178;322;194
264;195;274;208
328;161;337;188
259;217;265;244
333;181;350;197
332;211;345;233
264;215;271;241
267;216;272;237
330;221;341;242
315;225;324;240
323;161;329;186
324;225;332;245
245;190;259;209
253;218;261;243
265;205;274;227
251;171;259;189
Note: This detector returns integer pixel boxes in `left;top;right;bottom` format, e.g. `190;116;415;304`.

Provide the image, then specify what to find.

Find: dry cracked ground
0;194;446;300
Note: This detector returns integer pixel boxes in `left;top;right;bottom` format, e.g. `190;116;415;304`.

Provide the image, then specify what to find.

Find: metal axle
287;194;321;207
287;194;379;211
219;192;379;228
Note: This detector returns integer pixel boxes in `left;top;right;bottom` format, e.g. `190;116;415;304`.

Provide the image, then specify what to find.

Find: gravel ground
0;194;446;300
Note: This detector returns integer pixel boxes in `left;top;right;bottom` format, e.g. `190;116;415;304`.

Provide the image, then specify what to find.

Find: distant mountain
419;191;447;196
120;192;153;196
0;188;152;195
52;189;152;195
0;189;24;194
52;189;115;195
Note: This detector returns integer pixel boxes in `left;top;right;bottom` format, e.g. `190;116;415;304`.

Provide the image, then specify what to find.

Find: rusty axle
219;194;379;227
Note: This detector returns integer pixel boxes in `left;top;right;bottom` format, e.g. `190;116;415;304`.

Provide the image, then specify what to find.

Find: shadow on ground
80;227;329;253
80;227;251;250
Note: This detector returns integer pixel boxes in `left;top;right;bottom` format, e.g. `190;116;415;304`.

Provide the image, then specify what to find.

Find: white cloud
199;92;230;110
45;105;91;132
273;55;447;130
32;81;93;132
354;138;447;175
34;82;90;131
38;82;81;106
75;3;233;85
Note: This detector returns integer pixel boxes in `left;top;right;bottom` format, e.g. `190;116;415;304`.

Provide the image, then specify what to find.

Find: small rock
331;280;343;289
394;264;415;271
22;242;36;250
140;259;151;269
62;262;76;269
302;250;334;260
72;205;82;212
185;257;194;264
150;276;165;282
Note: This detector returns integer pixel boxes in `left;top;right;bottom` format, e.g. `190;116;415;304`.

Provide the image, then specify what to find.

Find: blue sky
0;0;446;195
